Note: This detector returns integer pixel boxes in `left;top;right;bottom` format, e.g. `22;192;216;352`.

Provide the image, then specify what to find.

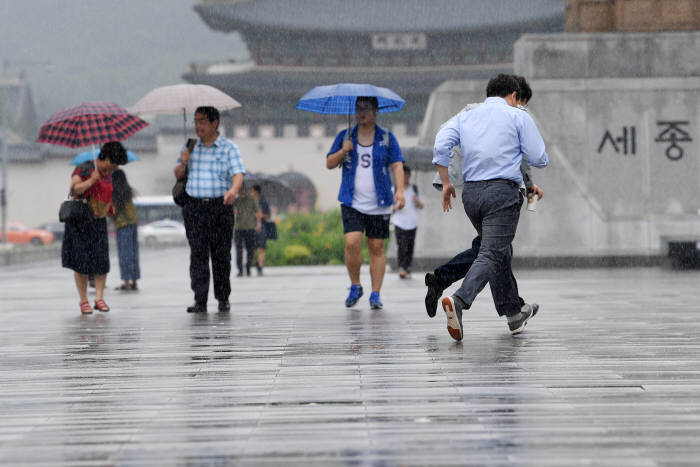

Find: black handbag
173;138;196;207
59;198;94;224
263;220;278;240
172;171;189;207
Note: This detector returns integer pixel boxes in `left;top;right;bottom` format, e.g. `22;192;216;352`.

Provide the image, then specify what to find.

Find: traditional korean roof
194;0;565;34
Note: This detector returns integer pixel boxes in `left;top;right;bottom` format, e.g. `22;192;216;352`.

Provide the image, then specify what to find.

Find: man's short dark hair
403;165;411;175
98;141;128;165
486;74;519;98
356;96;378;111
195;106;220;125
251;184;261;193
512;75;532;103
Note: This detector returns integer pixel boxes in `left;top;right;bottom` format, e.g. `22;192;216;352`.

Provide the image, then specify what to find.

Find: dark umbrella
37;101;148;148
243;172;296;210
277;171;318;213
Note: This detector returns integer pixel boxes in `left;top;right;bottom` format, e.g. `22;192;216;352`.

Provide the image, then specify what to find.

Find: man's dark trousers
234;230;257;274
453;181;523;317
395;226;417;271
183;198;234;305
433;236;525;316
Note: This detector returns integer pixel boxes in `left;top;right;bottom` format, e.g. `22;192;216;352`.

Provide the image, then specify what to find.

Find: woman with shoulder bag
61;142;128;314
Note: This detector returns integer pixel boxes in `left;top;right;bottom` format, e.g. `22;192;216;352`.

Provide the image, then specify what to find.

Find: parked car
37;222;65;242
0;222;55;245
138;219;187;246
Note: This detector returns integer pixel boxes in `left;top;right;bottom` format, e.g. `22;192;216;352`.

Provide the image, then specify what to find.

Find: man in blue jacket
326;96;405;310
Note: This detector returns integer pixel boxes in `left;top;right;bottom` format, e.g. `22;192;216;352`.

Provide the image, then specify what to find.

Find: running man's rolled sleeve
519;114;549;168
433;115;460;168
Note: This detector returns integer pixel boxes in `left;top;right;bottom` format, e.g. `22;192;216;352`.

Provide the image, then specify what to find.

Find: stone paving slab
1;247;700;466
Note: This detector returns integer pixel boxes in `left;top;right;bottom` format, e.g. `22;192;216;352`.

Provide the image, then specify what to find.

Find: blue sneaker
345;284;363;307
369;291;383;310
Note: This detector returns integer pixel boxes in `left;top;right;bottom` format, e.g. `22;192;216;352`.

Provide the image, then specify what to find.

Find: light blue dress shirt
182;134;246;198
433;97;549;185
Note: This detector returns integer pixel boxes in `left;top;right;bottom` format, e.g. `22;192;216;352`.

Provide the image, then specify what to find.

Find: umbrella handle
341;121;355;169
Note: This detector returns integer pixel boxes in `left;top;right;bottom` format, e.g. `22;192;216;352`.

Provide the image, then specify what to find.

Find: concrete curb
0;243;62;266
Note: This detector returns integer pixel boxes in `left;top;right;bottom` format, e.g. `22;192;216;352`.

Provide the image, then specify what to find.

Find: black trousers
183;198;234;305
394;226;417;271
234;230;257;273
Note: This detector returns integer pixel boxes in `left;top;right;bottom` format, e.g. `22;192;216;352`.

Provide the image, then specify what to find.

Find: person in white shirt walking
391;165;423;278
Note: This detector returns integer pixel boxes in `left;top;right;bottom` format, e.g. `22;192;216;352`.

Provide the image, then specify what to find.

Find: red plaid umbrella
37;101;149;148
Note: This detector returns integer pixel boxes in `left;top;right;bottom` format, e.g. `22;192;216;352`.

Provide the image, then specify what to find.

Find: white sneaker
442;296;463;341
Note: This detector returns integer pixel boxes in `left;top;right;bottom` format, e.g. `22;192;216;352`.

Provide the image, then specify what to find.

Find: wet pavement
1;247;700;466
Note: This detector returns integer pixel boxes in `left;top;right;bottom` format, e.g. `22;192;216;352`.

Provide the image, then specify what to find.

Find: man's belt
192;196;224;203
467;179;519;188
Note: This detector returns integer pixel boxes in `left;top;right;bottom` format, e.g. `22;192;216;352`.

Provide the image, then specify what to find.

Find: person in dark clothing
233;187;259;277
250;184;271;275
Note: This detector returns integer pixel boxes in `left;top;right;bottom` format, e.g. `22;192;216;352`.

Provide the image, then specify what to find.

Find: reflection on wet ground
1;249;699;465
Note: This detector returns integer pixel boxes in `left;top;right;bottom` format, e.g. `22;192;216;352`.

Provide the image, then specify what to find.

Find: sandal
94;299;110;312
80;301;93;314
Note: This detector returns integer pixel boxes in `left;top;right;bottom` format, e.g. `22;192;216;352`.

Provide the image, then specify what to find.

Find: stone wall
566;0;700;32
514;31;700;79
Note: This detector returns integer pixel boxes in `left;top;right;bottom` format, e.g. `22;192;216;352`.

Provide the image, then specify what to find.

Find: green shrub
282;244;313;264
266;209;377;265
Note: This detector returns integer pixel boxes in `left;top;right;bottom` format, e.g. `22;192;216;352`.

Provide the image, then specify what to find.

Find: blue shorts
341;204;390;239
255;230;266;248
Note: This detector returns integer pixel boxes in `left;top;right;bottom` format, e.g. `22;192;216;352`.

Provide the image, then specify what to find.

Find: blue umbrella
70;148;139;165
295;83;405;115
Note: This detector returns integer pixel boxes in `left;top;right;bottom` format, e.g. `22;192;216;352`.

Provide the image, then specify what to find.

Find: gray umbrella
243;172;296;210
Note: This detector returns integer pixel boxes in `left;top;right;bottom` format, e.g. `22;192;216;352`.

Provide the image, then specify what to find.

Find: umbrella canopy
37;102;148;148
130;84;241;138
130;84;241;116
295;83;405;115
243;173;296;210
70;148;139;166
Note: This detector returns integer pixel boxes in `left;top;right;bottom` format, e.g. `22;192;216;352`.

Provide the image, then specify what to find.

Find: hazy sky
0;0;247;120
